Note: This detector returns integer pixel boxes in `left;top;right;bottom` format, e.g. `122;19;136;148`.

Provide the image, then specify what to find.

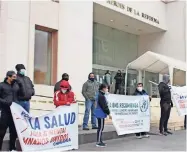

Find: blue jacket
94;91;110;118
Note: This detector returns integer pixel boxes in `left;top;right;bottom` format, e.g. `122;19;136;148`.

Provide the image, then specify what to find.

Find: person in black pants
94;84;112;147
114;70;123;94
184;115;186;130
0;71;25;151
158;75;173;136
134;83;151;139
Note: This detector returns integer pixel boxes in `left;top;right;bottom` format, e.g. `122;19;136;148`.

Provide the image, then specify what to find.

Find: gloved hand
15;79;22;87
171;102;173;108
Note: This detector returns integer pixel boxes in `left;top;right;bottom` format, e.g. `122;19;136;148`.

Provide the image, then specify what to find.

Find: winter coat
158;82;172;105
104;73;112;85
53;91;75;107
114;74;123;84
0;78;25;111
94;91;110;118
17;74;34;101
82;80;99;101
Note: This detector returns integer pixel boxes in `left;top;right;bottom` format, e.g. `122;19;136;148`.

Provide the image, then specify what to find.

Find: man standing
158;75;173;136
0;71;25;151
15;64;35;113
134;83;150;139
114;70;123;94
82;73;99;130
104;70;112;92
54;73;71;93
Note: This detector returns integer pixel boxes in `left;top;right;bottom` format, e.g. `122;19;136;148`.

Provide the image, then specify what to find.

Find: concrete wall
138;1;186;61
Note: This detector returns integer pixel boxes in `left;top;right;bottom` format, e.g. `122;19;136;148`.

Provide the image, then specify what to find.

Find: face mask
20;69;26;76
61;89;67;94
89;78;95;82
137;87;143;92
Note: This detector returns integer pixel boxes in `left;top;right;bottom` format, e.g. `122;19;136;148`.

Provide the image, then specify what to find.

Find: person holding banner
0;71;25;151
54;80;75;107
158;75;173;136
134;83;150;139
95;84;112;147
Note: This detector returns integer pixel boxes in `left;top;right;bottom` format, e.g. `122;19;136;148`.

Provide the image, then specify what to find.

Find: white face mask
137;87;143;92
61;89;67;94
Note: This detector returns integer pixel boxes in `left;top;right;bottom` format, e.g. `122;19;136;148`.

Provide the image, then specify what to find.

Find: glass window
34;30;53;85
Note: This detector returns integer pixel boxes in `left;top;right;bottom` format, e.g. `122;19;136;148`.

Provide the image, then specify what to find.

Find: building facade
0;0;186;102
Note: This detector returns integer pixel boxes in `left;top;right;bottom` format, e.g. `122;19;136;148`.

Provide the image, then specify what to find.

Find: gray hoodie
82;80;99;101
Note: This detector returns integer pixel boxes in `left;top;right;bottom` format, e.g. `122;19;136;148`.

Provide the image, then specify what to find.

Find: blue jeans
83;100;97;128
18;101;30;113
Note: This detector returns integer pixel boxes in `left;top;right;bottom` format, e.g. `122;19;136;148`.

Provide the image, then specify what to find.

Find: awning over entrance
124;51;186;95
127;51;186;74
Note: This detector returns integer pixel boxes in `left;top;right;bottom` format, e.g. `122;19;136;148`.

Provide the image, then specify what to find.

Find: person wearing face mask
0;71;25;151
54;73;72;93
114;70;123;94
104;70;112;92
82;73;99;130
94;84;112;147
15;64;35;113
134;83;151;139
158;75;173;136
54;80;75;107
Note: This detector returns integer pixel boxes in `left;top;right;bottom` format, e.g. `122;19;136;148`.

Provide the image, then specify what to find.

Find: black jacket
98;91;110;115
0;79;25;111
158;82;172;104
54;80;72;93
114;74;123;84
17;74;35;101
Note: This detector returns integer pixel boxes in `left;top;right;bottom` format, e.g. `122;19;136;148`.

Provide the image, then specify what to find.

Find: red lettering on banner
50;134;68;143
23;137;49;145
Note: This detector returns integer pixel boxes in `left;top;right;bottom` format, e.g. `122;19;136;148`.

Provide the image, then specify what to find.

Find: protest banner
171;86;187;116
10;102;78;151
108;94;150;135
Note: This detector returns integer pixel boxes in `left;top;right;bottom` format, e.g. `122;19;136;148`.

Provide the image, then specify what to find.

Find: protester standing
15;64;35;113
104;70;112;92
94;84;112;147
134;83;151;139
54;80;75;107
0;71;25;151
114;70;123;94
158;75;173;136
82;73;99;130
184;115;186;130
54;73;71;93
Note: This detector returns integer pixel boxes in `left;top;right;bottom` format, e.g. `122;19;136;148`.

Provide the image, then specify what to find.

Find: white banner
108;94;150;135
10;103;78;152
171;86;187;116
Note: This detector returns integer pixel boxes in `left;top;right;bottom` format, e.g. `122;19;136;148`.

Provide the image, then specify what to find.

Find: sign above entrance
106;0;159;24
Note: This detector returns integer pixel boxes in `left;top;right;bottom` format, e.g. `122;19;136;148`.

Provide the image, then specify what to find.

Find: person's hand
66;102;70;106
15;79;22;86
149;96;152;102
109;115;112;120
171;102;173;108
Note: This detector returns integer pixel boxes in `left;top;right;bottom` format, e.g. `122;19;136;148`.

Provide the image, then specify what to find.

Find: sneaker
92;127;98;129
96;142;106;147
159;132;167;136
83;128;89;130
142;134;150;138
136;135;142;139
101;141;107;146
165;131;173;135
